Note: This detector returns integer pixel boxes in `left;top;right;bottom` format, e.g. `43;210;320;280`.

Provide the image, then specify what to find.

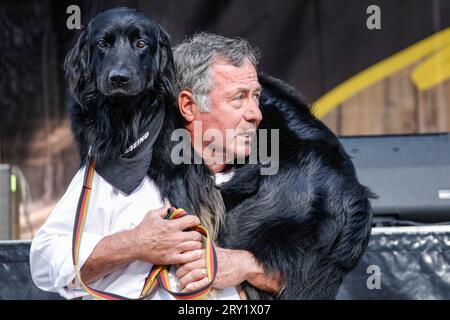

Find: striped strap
71;158;217;300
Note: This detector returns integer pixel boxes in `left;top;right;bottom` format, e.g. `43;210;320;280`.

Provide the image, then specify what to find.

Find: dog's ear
64;27;93;106
154;25;176;99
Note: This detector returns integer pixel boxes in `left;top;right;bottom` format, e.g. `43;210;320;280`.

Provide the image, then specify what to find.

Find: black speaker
339;133;450;223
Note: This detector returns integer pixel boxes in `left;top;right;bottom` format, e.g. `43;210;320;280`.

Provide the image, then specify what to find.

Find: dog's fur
218;73;375;299
64;7;373;300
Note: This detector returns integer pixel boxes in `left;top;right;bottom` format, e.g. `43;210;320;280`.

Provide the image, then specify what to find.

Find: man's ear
178;90;197;123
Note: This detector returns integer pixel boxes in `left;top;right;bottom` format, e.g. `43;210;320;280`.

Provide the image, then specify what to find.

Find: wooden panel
333;63;450;136
320;107;339;134
429;80;450;132
339;81;385;136
382;65;417;134
417;85;441;133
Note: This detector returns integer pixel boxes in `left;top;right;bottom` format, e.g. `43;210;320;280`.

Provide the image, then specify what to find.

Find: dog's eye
136;40;147;49
97;40;107;48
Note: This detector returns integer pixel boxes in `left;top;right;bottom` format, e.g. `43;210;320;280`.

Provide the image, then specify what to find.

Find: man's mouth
236;130;257;137
236;131;256;145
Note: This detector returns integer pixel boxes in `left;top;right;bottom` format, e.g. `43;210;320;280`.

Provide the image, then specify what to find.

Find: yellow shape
313;27;450;119
10;174;16;193
411;45;450;90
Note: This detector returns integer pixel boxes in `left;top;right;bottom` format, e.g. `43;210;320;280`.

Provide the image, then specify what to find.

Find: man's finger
158;209;168;218
182;231;203;242
171;215;200;230
160;199;172;218
182;276;210;292
178;268;208;291
176;258;207;279
178;240;203;253
171;249;203;265
156;200;173;218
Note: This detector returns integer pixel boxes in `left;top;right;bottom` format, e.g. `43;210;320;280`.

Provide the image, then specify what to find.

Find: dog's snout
109;70;130;87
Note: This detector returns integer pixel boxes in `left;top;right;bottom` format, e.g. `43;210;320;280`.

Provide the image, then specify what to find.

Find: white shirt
29;166;239;300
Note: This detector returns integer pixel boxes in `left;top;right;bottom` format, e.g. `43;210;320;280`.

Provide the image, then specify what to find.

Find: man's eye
253;93;260;100
234;95;244;101
97;39;107;48
136;40;148;49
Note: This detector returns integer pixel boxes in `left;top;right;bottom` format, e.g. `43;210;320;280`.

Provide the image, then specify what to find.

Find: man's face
195;58;263;160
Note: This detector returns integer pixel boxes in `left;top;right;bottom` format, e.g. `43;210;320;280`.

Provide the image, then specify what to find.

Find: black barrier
337;225;450;299
2;226;450;300
0;241;62;300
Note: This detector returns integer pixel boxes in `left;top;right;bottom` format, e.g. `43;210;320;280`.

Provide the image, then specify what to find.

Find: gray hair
173;33;260;112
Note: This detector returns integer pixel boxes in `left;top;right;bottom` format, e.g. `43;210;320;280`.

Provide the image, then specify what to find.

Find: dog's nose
109;70;130;87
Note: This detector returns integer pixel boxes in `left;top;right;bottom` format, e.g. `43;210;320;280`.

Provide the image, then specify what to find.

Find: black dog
64;7;174;165
64;7;224;238
218;73;375;299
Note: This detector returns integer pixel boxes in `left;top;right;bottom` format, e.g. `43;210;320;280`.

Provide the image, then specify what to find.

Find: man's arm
77;229;139;284
176;247;284;296
242;250;284;296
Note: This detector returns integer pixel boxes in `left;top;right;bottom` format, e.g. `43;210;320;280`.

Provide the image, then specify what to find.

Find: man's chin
233;145;252;160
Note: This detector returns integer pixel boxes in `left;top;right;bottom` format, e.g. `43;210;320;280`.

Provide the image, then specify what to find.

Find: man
172;33;373;300
172;33;284;296
30;32;283;299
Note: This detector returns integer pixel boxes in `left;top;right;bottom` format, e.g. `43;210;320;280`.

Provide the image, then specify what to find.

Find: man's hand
79;201;204;284
131;202;204;266
175;247;247;291
175;247;284;295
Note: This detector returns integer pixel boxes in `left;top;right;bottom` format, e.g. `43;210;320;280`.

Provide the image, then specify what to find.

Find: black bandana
95;106;165;195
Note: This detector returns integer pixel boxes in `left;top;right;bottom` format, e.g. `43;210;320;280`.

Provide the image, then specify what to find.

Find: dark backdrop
2;0;450;164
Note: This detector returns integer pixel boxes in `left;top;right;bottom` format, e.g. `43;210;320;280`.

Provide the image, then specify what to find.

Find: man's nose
244;98;263;123
109;69;130;87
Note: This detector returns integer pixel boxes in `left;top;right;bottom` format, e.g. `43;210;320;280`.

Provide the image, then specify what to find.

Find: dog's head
64;7;175;103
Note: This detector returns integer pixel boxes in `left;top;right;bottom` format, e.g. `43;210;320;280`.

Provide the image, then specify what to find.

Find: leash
71;151;217;300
